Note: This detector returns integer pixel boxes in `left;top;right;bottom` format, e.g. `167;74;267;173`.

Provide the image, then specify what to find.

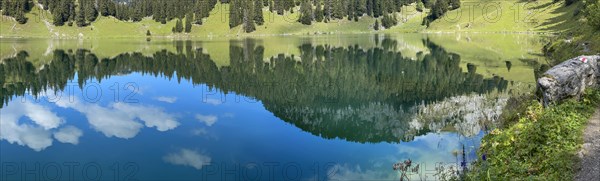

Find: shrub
584;0;600;29
468;89;600;180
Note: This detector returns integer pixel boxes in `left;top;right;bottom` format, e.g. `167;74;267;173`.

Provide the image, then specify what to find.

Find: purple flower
482;154;487;161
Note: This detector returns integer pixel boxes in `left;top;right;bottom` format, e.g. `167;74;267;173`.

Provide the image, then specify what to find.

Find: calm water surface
0;34;544;180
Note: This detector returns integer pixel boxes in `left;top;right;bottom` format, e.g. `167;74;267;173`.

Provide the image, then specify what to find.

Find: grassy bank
544;22;600;64
467;89;600;180
426;0;580;33
543;1;600;63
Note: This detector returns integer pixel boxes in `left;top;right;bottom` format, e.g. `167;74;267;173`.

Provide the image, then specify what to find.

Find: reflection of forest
0;38;509;143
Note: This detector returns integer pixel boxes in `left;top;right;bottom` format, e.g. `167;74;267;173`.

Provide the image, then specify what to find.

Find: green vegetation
468;89;600;180
426;0;579;32
381;13;398;29
543;0;600;63
585;0;600;30
0;0;437;37
4;0;588;38
461;1;600;179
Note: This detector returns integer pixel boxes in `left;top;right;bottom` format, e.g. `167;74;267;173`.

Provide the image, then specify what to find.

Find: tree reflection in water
1;38;509;143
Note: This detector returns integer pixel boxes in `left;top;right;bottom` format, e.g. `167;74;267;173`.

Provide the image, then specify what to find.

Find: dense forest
0;0;464;32
1;1;596;33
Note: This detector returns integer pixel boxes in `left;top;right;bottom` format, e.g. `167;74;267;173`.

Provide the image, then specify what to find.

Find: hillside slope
426;0;579;33
0;2;428;38
0;1;576;38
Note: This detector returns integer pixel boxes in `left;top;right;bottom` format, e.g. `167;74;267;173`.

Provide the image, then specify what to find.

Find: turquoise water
0;35;540;180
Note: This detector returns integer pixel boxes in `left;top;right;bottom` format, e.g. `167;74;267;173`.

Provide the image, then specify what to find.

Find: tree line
2;1;588;30
0;0;458;32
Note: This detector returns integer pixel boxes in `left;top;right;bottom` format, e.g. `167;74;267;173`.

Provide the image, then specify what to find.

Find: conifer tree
324;0;332;21
15;7;27;24
185;13;193;33
229;0;243;28
315;0;324;22
175;19;183;33
84;0;98;22
366;0;373;16
243;10;255;32
253;0;264;25
76;7;86;27
432;0;449;19
193;0;204;25
298;0;313;25
347;0;355;21
330;0;343;19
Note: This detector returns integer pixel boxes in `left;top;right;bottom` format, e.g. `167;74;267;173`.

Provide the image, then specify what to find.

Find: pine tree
229;0;243;28
253;0;264;25
185;13;193;33
146;30;151;36
243;0;256;33
373;0;382;18
298;0;313;25
432;0;449;19
53;7;65;26
355;0;364;16
332;0;343;19
324;0;332;21
76;8;86;27
347;0;355;21
14;7;27;24
315;0;324;22
366;0;373;16
374;19;380;30
193;0;204;25
175;19;183;33
381;13;397;29
99;0;113;16
84;0;98;22
68;1;76;26
449;0;460;10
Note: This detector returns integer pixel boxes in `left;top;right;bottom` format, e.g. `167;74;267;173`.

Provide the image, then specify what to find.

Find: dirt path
576;108;600;181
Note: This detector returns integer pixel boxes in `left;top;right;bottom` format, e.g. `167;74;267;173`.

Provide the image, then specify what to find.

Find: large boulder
538;55;600;106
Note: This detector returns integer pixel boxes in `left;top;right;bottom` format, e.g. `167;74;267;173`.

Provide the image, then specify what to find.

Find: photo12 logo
14;81;140;104
197;162;339;181
1;162;139;181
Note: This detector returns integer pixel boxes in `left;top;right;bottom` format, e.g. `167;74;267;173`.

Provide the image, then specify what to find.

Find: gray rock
537;55;600;106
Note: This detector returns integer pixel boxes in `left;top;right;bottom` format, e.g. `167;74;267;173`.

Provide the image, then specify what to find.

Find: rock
537;55;600;106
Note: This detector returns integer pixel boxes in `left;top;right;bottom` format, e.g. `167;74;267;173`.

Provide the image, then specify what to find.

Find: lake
0;34;545;180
